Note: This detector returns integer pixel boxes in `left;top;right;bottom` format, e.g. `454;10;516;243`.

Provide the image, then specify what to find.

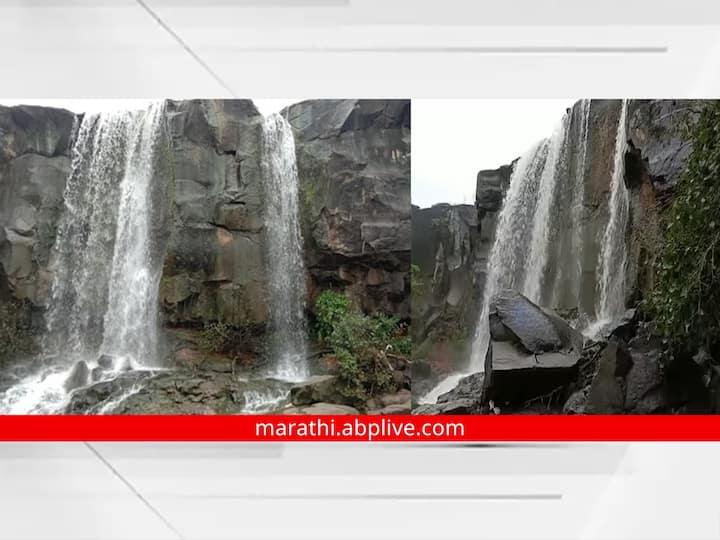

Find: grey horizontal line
220;46;668;54
175;493;562;501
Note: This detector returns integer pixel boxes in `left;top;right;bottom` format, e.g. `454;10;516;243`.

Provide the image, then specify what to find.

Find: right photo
412;99;720;415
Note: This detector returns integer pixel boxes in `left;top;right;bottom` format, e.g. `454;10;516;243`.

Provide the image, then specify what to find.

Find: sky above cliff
412;99;576;208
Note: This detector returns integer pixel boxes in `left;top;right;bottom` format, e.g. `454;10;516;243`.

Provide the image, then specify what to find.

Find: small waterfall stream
593;99;630;332
523;114;571;303
0;103;168;414
259;113;309;381
421;99;627;405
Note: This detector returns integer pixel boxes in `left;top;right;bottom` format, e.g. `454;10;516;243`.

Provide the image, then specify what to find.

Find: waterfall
594;99;630;329
469;140;550;367
100;104;167;368
419;139;551;404
523;114;571;303
420;102;596;405
0;103;168;414
562;99;592;310
260;113;309;382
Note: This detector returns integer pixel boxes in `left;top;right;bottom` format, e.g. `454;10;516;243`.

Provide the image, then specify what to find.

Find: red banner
2;415;720;441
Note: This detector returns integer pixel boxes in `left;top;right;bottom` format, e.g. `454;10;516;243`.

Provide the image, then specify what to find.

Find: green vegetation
314;288;352;343
646;101;720;356
314;290;408;405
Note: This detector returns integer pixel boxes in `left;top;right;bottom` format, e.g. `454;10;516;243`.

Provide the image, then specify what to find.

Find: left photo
0;99;411;415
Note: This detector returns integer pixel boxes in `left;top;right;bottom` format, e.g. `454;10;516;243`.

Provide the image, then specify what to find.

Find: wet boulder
437;372;484;405
63;360;89;393
489;289;583;353
65;370;154;414
289;375;344;407
483;290;583;405
97;354;114;369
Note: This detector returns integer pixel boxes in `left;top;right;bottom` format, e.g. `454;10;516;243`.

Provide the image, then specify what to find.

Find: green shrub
314;290;351;342
646;101;720;356
313;290;408;405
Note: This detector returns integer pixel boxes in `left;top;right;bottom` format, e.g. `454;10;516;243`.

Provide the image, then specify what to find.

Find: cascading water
0;103;168;414
591;99;630;334
553;99;592;310
100;106;167;368
523;115;571;303
420;101;598;405
419;139;552;404
259;112;309;383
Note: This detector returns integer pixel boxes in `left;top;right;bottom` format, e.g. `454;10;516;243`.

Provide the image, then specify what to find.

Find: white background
2;1;720;538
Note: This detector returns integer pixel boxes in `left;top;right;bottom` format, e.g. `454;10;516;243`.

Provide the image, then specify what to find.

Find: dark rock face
476;165;512;217
412;204;485;334
285;99;411;318
161;99;269;327
411;162;513;399
627;100;697;191
2;99;411;332
0;106;76;309
410;204;489;399
625;352;666;413
585;342;632;414
0;106;76;162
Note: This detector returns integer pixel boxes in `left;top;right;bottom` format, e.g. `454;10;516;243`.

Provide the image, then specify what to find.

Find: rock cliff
0;105;76;311
159;99;268;327
411;166;509;398
285;99;411;318
415;99;707;413
0;100;411;371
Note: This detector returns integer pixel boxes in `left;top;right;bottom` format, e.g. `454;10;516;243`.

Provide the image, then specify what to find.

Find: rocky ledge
416;289;710;415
